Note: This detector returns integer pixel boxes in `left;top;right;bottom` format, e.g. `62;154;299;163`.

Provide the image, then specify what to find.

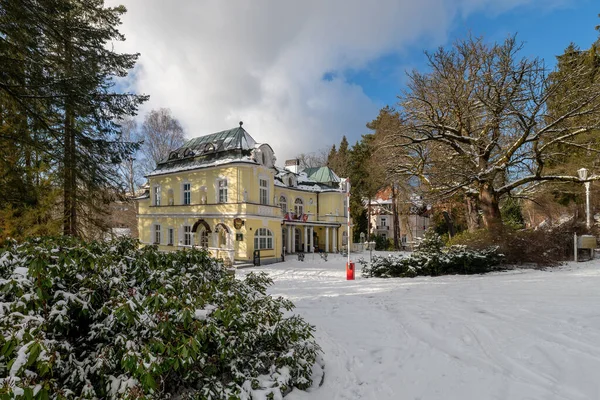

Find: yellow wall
138;162;352;262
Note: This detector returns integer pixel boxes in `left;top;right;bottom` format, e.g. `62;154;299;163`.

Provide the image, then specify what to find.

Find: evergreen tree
326;144;337;167
0;0;148;238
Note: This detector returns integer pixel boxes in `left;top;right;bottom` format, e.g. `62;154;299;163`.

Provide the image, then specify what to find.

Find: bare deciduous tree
382;36;600;229
139;108;186;174
296;147;330;169
117;117;143;194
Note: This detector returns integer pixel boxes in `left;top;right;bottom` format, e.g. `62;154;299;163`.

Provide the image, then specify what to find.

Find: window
382;233;387;240
279;195;287;213
168;228;174;245
254;228;273;250
401;235;407;244
381;217;387;227
154;224;161;244
184;225;191;246
183;183;191;205
259;178;269;205
218;179;228;203
288;177;294;187
199;229;209;248
294;198;303;216
153;186;161;206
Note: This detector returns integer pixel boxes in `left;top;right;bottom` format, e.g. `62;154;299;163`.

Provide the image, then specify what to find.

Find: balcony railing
376;225;389;230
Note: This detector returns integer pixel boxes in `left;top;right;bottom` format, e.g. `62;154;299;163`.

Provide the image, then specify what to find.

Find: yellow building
137;124;351;265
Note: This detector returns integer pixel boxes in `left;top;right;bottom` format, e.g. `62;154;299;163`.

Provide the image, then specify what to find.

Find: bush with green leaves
0;237;322;399
360;231;504;278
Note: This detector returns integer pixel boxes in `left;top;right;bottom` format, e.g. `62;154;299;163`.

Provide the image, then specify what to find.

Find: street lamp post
578;168;591;229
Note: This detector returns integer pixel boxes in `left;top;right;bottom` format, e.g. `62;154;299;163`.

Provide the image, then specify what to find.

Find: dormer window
203;143;215;153
183;148;195;157
168;151;179;160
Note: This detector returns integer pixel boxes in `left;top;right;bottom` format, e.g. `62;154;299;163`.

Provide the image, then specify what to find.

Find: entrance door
295;228;301;252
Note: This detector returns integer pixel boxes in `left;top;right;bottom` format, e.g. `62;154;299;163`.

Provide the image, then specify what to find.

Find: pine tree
0;0;148;238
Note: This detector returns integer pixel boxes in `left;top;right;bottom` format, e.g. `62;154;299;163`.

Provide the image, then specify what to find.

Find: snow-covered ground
239;252;600;400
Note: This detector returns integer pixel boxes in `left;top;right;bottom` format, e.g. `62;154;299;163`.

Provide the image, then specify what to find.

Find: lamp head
578;168;590;181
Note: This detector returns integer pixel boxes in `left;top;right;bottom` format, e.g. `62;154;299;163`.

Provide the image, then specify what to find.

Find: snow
193;305;216;320
239;252;600;400
10;341;33;377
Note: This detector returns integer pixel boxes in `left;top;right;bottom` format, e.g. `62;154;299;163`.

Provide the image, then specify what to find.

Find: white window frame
168;228;174;246
294;197;304;216
254;228;274;250
154;224;161;244
259;177;269;205
217;179;228;203
183;225;192;246
182;182;191;205
153;185;161;206
381;217;387;227
279;195;287;213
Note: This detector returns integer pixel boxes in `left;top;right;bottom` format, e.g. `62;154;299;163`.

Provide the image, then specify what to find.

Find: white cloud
110;0;550;162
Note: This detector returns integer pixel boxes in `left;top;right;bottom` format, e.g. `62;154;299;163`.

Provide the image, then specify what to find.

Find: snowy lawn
239;252;600;400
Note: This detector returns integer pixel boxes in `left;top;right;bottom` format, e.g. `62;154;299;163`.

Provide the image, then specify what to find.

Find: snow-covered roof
147;125;261;177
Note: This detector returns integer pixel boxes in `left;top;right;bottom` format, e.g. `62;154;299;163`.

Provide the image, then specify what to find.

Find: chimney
285;159;300;174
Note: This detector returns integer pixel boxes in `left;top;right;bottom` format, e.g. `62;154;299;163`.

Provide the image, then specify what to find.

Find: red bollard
346;262;355;280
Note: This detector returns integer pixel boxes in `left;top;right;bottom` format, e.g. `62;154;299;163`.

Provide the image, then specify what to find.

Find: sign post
345;179;354;280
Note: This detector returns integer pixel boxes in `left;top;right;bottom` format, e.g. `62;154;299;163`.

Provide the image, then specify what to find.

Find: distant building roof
302;166;341;185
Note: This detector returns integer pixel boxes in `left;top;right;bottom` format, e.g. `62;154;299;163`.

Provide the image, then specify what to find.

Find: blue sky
115;0;599;161
344;1;599;111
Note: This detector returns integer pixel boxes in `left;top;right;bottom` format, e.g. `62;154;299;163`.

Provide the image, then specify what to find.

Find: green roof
161;126;257;163
303;166;341;184
147;126;258;177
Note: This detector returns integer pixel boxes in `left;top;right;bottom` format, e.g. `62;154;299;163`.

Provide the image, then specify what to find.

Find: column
287;225;292;254
333;228;337;253
291;227;296;253
325;227;329;253
304;226;308;252
310;227;314;253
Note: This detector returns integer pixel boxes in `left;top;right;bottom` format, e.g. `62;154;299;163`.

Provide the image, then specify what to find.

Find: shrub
372;234;389;251
360;231;504;278
0;237;322;399
448;224;578;266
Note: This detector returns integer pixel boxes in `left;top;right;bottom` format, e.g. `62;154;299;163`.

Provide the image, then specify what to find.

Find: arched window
294;198;304;217
254;228;273;250
279;195;287;213
288;177;294;187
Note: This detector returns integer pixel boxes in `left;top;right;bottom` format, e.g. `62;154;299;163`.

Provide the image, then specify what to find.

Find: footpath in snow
239;252;600;400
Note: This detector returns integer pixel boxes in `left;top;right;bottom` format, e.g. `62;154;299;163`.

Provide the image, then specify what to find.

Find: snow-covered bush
0;237;322;399
360;231;504;278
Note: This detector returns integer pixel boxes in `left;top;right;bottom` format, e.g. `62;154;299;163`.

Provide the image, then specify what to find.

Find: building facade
367;187;430;248
137;125;350;264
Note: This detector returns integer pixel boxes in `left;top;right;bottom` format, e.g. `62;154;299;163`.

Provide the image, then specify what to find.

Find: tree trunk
391;184;400;250
367;200;372;241
63;104;76;236
478;183;502;230
62;32;77;236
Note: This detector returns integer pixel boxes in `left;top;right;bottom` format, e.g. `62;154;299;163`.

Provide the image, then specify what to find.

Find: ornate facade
137;124;350;265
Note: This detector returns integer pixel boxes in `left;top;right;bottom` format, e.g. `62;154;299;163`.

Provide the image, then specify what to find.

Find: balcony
141;202;282;218
376;225;389;230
